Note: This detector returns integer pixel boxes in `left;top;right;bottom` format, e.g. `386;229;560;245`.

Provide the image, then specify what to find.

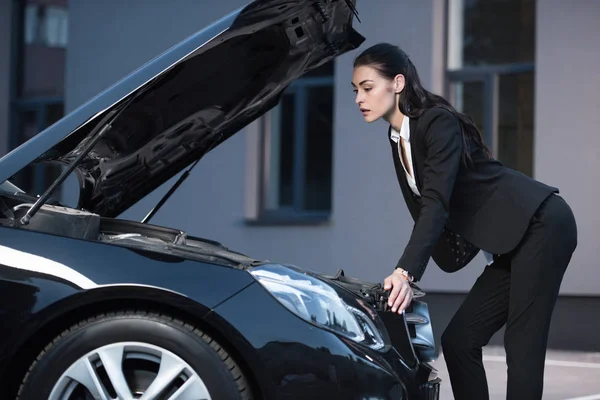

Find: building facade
1;0;599;350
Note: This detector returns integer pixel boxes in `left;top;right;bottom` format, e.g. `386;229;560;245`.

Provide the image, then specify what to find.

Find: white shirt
390;116;494;266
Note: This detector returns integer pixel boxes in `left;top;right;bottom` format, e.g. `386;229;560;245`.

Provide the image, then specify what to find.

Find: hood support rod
141;126;224;225
141;157;200;224
19;96;135;226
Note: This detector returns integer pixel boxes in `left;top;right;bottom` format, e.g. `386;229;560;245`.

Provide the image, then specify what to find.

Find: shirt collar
389;115;410;143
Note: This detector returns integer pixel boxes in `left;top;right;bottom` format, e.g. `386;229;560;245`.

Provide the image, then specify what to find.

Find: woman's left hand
383;269;414;314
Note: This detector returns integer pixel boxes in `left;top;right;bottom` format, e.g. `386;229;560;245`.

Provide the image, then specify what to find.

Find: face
351;65;404;123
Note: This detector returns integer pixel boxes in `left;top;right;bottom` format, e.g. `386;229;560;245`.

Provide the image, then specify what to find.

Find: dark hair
354;43;491;165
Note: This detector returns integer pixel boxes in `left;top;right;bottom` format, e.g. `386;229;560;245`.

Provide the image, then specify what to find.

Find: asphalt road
430;346;600;400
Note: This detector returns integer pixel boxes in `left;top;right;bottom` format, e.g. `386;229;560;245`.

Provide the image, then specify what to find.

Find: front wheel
17;310;252;400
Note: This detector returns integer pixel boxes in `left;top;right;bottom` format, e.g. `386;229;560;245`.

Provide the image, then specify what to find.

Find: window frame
444;0;536;163
252;75;335;226
445;63;535;158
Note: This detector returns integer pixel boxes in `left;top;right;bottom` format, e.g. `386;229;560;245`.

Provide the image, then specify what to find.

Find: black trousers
441;194;578;400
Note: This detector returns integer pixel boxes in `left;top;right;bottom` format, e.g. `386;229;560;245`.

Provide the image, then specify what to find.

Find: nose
355;91;363;105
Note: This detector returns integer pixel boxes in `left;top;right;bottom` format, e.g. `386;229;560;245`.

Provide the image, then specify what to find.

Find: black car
0;1;441;399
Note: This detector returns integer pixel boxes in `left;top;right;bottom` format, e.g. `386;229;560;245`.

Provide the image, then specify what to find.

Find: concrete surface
430;346;600;399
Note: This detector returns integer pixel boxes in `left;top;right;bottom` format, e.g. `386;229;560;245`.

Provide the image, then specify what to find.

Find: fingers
391;280;408;313
388;277;401;308
384;276;392;291
385;274;414;314
398;286;414;313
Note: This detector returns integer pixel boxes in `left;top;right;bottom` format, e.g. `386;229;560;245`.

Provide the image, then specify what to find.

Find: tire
17;310;252;400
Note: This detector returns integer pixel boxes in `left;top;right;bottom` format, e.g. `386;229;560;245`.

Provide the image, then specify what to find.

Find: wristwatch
395;267;414;282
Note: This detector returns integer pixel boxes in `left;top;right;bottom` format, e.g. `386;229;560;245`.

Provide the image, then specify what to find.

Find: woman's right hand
383;269;414;314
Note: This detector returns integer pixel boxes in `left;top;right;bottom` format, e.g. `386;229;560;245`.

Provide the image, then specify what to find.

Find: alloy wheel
48;341;211;400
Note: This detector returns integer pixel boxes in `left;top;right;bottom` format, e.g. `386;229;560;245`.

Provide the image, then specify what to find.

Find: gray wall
329;0;490;293
65;0;466;288
535;0;600;295
0;0;13;157
65;0;599;296
66;0;247;111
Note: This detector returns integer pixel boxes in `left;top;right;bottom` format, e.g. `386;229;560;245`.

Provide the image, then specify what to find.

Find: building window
446;0;535;177
257;61;335;223
10;0;68;195
24;3;68;48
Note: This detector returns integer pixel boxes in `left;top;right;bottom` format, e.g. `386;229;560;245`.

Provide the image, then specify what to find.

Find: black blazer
390;107;557;281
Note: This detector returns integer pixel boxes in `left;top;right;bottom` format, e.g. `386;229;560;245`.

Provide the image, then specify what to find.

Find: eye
364;88;372;92
352;89;358;94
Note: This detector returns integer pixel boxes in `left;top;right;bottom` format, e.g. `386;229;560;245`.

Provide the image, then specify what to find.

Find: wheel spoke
97;345;133;400
49;341;213;400
140;352;186;399
52;357;109;400
167;375;211;400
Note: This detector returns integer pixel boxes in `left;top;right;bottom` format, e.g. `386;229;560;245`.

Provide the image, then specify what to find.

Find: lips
360;108;370;113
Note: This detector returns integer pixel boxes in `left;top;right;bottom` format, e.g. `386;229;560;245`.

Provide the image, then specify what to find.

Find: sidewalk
430;346;600;400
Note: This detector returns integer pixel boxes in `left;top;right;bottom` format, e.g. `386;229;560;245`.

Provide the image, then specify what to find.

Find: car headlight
250;264;386;350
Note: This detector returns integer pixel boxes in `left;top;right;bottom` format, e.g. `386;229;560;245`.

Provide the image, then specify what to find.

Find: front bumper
209;281;439;399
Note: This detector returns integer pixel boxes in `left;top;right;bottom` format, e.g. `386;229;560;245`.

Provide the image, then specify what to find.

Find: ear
393;74;405;94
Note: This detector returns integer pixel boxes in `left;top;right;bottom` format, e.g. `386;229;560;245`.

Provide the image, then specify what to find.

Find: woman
351;43;577;400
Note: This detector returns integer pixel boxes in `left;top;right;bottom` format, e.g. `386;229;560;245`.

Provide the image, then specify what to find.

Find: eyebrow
351;79;374;87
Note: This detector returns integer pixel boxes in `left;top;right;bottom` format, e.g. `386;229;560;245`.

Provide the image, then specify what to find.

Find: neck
386;107;405;132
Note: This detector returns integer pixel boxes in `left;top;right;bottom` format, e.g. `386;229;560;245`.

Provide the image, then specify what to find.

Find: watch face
399;270;413;281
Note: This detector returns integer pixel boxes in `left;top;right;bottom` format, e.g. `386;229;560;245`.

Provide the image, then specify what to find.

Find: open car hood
0;0;363;217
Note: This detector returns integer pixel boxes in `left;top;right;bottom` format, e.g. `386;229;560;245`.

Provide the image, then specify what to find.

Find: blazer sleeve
396;108;463;281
